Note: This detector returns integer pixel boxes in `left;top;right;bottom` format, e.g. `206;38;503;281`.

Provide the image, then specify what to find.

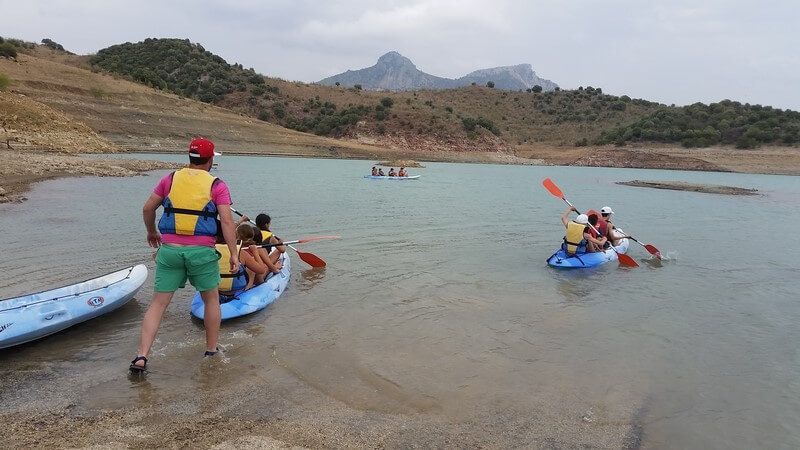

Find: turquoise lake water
1;155;798;447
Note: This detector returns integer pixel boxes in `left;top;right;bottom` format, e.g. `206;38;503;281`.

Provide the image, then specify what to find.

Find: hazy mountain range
318;51;558;92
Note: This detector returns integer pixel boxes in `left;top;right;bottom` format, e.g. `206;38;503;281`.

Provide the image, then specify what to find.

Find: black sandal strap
129;355;148;373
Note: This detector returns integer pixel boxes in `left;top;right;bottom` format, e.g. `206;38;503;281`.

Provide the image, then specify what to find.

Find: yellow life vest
158;168;219;237
564;221;588;255
216;243;248;292
260;229;273;242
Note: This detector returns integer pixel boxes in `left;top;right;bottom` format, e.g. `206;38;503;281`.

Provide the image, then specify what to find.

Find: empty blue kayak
0;265;148;349
190;252;291;320
364;175;420;180
546;239;630;269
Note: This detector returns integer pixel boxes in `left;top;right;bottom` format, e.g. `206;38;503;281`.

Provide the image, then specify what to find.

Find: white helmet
600;206;614;215
575;214;589;224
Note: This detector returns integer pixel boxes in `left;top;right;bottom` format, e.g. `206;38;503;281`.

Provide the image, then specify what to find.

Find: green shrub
258;110;270;121
41;38;67;52
462;117;477;131
0;73;10;91
532;85;543;93
486;81;495;88
354;84;362;90
272;103;286;119
380;97;394;108
0;43;17;58
251;85;265;96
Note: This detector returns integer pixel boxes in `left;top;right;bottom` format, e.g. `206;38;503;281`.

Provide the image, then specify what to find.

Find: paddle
614;226;662;260
230;208;330;268
542;178;639;268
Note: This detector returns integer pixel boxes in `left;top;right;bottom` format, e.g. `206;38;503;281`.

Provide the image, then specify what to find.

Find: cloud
0;0;798;109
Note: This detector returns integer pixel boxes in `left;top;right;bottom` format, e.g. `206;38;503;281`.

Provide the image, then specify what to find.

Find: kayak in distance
546;238;630;269
190;252;291;321
0;265;148;349
364;175;421;180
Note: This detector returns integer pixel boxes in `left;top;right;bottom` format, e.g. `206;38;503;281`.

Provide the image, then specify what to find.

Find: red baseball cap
189;137;221;158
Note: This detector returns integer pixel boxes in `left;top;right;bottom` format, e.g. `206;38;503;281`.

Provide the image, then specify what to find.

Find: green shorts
154;245;221;292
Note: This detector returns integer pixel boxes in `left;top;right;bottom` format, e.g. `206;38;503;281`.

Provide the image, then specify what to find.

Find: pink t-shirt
153;171;232;247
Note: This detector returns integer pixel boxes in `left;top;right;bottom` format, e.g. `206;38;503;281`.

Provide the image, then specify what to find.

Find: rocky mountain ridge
318;51;558;91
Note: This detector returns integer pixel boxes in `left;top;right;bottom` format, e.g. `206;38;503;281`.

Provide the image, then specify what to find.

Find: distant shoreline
2;144;797;205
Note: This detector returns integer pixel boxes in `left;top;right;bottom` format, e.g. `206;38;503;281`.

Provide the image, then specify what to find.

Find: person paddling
398;167;406;177
388;168;396;177
130;138;239;373
371;166;378;176
560;206;607;255
378;168;385;176
599;206;623;245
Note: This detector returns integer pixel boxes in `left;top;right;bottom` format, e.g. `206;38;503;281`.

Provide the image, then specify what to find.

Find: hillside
1;37;799;176
86;38;800;158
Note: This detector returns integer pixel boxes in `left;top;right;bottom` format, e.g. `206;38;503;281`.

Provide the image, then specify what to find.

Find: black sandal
129;355;148;373
203;347;221;358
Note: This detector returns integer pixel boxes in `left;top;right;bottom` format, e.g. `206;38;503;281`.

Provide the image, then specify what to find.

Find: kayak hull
0;265;148;349
190;252;291;320
364;175;420;180
546;239;630;269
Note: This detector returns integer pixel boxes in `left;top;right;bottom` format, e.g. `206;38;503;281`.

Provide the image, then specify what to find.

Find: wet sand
617;179;759;195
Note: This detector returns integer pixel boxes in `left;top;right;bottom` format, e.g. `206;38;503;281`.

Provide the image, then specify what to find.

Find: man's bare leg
134;291;175;368
199;288;221;353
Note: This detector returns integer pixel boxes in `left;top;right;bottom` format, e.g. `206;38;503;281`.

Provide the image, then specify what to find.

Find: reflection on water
298;267;326;291
1;156;799;447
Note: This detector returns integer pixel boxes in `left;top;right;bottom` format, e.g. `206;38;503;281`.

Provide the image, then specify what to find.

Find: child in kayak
217;224;268;297
378;168;385;176
371;167;378;176
388;168;396;177
561;207;607;254
251;225;283;283
398;167;406;177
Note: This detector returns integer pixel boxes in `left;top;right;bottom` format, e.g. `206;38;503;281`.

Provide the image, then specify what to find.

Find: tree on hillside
41;38;68;53
354;84;363;90
0;43;17;59
532;85;543;93
486;81;495;88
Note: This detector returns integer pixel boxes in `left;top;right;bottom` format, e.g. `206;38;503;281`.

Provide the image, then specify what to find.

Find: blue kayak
0;265;148;349
190;252;291;320
546;239;630;269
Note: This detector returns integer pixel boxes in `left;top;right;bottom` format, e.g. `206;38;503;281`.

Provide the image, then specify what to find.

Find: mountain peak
376;51;415;69
318;52;557;92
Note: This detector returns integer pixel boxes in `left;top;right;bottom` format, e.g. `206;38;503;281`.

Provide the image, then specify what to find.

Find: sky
2;0;799;109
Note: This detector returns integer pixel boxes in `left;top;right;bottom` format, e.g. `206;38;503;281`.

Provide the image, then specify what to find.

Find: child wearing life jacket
398;167;406;177
378;168;385;176
560;207;607;255
251;225;283;284
216;224;268;296
388;168;396;177
372;166;378;176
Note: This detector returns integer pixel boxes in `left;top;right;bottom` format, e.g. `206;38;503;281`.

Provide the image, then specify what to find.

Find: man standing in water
130;138;239;373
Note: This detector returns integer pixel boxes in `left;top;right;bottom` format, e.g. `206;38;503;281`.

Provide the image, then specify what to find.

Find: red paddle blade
542;178;564;199
297;235;341;244
617;252;639;268
296;250;326;268
644;244;662;259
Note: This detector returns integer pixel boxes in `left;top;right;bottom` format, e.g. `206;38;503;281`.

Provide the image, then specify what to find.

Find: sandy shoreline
617;180;759;195
0;150;179;203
